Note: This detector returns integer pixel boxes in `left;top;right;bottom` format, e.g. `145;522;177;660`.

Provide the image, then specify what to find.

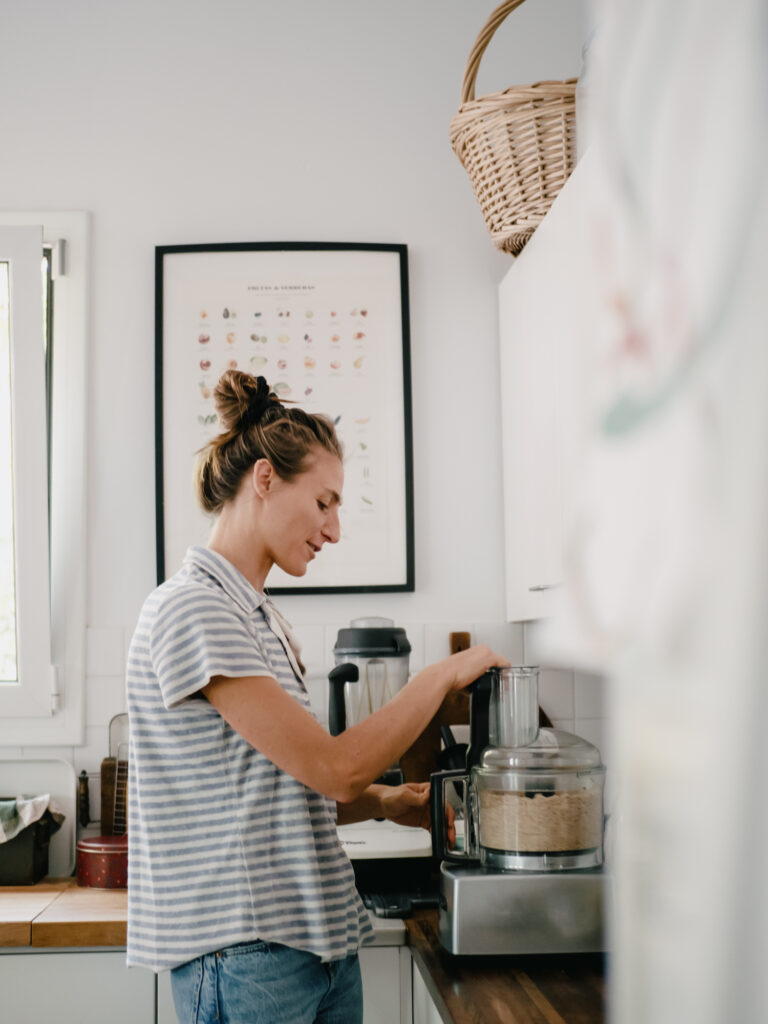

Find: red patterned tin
76;834;128;889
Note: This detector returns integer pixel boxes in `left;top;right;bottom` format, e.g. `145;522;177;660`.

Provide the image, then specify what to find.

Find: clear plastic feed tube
493;667;539;748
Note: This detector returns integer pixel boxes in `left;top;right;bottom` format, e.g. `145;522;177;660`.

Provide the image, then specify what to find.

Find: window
0;213;88;745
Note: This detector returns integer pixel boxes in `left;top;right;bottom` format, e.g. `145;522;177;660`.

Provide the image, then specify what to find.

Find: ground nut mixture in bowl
479;786;603;852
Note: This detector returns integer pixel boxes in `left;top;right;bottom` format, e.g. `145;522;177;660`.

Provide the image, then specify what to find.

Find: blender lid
334;617;411;657
479;728;604;770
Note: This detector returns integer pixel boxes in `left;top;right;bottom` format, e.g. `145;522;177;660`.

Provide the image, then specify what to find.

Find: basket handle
460;0;528;105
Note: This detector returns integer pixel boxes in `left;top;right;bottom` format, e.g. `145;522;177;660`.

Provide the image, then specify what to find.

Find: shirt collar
183;546;266;616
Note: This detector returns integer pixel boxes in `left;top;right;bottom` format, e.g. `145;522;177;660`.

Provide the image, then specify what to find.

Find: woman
126;371;508;1024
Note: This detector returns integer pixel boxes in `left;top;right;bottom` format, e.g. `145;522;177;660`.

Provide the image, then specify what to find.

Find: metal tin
76;834;128;889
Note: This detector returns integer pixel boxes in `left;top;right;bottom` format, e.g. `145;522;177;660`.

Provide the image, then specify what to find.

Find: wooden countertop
0;878;127;948
406;910;606;1024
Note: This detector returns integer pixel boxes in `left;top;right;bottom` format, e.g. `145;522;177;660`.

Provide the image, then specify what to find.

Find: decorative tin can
76;834;128;889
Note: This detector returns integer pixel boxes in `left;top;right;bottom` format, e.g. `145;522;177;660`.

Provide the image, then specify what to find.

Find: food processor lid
479;728;604;770
334;617;411;657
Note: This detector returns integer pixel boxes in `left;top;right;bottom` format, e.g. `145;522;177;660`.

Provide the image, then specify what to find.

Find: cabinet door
411;959;444;1024
0;950;155;1023
158;967;176;1023
498;152;597;622
360;945;410;1024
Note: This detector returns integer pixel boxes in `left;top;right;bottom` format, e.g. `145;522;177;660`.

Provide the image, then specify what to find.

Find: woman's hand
438;644;511;693
379;782;431;830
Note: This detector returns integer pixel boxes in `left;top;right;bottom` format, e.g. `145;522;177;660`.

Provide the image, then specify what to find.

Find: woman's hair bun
214;370;277;434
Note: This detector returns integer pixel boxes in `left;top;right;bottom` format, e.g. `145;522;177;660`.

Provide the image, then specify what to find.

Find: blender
329;618;433;897
430;667;609;954
328;616;412;784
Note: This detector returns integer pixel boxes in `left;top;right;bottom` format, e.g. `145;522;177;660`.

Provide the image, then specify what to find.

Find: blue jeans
170;939;363;1024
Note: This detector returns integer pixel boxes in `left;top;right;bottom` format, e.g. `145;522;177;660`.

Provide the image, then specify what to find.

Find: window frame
0;212;89;745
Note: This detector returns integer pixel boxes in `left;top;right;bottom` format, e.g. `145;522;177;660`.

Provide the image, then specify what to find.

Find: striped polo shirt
126;546;373;972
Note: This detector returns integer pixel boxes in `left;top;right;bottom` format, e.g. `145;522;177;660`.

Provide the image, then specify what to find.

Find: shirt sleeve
149;585;271;708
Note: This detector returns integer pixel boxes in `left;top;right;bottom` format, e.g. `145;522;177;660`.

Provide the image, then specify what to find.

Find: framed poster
155;242;414;593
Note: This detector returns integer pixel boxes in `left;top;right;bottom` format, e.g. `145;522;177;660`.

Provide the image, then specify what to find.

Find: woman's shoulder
143;566;240;626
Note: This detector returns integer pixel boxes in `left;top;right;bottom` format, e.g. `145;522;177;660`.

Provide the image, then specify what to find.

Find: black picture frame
155;242;414;594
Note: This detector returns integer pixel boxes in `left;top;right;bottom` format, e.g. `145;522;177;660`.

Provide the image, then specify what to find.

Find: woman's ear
251;459;273;499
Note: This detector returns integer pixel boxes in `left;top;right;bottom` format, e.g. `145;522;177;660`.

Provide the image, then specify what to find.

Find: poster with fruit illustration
156;243;414;592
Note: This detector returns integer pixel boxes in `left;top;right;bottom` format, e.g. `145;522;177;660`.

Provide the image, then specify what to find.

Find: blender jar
331;617;411;728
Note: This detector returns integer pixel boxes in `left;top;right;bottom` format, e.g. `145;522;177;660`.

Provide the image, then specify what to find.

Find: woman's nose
323;507;341;544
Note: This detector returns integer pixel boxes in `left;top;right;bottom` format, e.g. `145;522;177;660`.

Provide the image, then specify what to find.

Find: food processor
430;667;609;954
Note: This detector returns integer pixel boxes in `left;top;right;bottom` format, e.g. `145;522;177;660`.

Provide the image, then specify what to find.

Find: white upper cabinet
498;150;599;622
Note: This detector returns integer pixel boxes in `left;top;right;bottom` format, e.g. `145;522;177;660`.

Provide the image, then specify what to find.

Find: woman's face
258;446;344;578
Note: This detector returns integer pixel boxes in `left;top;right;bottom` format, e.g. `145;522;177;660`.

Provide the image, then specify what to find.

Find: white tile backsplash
423;623;478;665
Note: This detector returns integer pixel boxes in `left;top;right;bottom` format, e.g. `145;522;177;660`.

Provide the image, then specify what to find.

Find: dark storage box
0;810;55;885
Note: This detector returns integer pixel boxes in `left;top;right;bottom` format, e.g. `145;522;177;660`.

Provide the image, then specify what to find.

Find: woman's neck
208;502;272;594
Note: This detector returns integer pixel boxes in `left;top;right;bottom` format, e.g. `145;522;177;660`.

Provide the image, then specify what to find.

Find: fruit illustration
223;308;230;318
228;359;238;370
331;334;340;343
330;359;341;371
353;355;365;369
278;334;290;344
351;309;359;317
277;359;288;370
226;332;236;344
361;310;368;317
250;355;268;369
200;310;208;319
304;386;313;396
305;310;314;319
304;334;312;343
273;381;292;396
250;333;267;343
200;359;211;371
199;381;211;399
304;356;316;370
353;332;365;340
198;334;210;344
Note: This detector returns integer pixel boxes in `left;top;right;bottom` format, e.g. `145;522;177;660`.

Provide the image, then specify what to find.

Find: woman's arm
336;782;431;827
202;645;507;803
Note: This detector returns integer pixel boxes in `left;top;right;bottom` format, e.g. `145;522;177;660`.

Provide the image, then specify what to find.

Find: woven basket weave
450;0;577;256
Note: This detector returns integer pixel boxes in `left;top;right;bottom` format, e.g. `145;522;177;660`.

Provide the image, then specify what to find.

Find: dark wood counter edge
405;910;606;1024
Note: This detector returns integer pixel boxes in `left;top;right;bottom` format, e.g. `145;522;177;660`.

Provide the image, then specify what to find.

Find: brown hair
196;371;343;513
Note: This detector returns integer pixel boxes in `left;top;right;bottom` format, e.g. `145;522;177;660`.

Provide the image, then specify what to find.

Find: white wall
0;1;600;798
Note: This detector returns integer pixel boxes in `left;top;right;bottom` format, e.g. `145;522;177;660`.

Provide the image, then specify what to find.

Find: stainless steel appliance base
439;862;609;955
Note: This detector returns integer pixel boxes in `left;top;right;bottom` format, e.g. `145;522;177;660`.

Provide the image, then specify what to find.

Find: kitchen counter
406;910;606;1024
1;883;606;1024
0;878;405;949
0;878;127;947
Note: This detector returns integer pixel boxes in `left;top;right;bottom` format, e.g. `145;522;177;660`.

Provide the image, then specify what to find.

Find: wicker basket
450;0;577;256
